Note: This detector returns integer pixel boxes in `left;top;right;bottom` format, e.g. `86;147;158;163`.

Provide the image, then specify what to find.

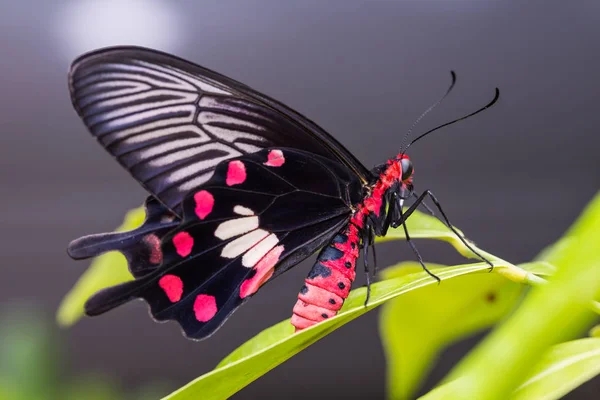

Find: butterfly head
391;154;414;202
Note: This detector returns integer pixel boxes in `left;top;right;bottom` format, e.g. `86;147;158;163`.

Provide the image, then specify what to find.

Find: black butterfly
67;47;497;339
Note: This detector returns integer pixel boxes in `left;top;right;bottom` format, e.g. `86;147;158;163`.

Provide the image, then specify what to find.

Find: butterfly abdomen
291;226;360;331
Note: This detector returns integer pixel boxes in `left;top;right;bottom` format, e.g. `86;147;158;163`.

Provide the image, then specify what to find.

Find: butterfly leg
362;221;373;306
412;191;435;216
413;190;493;271
380;192;397;237
369;226;378;276
398;206;441;283
362;215;382;306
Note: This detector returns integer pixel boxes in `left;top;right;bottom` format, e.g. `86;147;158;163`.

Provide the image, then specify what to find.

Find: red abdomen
291;224;360;331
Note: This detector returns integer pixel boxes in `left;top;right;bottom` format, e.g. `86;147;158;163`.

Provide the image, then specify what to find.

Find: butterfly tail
68;197;180;278
84;278;151;316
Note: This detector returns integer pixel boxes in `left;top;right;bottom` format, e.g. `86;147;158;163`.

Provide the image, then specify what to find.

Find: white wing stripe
136;60;232;96
90;91;199;122
234;142;263;153
93;89;198;110
136;137;212;160
203;125;266;143
99;105;196;135
163;145;241;183
99;63;197;91
176;172;213;192
149;142;238;167
198;111;266;131
198;96;270;121
120;125;209;145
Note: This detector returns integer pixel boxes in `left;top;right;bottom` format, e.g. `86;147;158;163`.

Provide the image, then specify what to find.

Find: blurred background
0;0;598;399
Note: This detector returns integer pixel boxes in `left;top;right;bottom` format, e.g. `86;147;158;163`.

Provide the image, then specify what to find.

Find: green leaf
512;338;600;400
420;339;600;400
427;191;600;400
163;263;497;400
56;206;145;327
379;262;524;399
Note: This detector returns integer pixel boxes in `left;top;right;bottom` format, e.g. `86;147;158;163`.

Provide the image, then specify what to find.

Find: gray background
1;0;598;398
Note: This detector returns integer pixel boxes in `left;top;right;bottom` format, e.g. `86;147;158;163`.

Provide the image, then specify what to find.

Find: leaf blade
379;262;524;399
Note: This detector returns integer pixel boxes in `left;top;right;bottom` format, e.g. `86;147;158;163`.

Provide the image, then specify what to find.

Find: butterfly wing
84;148;363;339
69;46;371;213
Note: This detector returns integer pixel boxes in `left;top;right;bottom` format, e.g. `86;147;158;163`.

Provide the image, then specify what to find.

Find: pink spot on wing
159;274;183;302
193;294;217;322
143;234;163;264
173;232;193;257
194;190;214;220
264;149;285;167
240;245;284;298
226;160;246;186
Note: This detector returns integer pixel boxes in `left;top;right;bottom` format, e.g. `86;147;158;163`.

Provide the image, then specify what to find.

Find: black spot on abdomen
307;263;332;279
318;246;344;261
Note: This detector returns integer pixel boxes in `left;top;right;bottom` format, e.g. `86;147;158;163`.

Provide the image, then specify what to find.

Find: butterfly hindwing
67;196;180;278
69;46;371;213
84;148;362;339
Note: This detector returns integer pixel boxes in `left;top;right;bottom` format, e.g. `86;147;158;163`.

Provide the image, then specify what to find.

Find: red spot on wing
193;294;217;322
173;232;193;257
226;160;246;186
194;190;214;220
264;149;285;167
158;274;183;302
240;245;284;298
143;234;163;265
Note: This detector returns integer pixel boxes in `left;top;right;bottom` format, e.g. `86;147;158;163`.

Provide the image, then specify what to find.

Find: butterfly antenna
403;87;500;152
398;71;457;154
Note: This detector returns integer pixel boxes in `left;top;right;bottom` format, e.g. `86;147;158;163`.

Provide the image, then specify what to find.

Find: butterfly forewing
69;47;371;213
84;148;362;339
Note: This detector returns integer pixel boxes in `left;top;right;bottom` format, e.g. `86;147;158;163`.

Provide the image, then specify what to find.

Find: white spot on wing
233;205;254;216
220;229;269;259
242;233;279;268
214;216;259;240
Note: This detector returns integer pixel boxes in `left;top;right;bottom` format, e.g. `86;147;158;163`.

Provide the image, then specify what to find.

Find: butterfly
67;47;497;339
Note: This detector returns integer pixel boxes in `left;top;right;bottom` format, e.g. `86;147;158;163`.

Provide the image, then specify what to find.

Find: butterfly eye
400;158;413;181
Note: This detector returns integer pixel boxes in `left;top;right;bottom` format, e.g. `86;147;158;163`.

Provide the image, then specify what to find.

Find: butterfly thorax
354;154;414;235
